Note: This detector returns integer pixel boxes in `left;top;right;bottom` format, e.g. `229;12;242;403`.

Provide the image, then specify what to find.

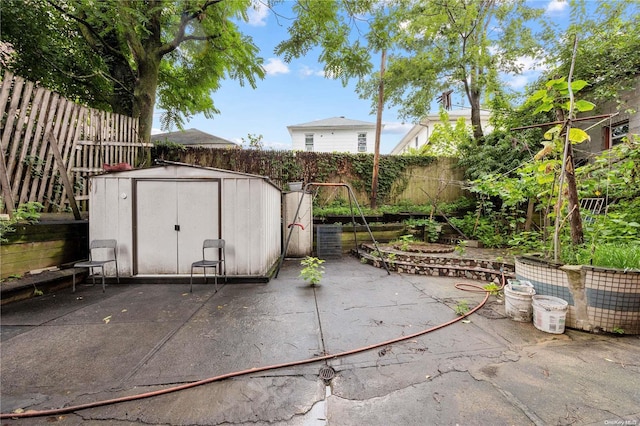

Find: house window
603;121;629;149
415;136;419;148
358;133;367;152
305;134;314;152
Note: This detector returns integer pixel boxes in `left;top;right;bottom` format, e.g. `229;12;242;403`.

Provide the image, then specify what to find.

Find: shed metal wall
88;164;281;278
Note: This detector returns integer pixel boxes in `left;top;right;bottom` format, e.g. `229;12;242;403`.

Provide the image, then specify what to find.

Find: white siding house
287;117;379;154
390;109;491;155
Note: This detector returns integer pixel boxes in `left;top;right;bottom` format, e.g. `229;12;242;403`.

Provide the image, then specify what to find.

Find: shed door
135;179;220;274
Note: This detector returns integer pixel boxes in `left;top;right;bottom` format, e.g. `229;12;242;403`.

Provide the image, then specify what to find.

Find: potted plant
299;256;325;286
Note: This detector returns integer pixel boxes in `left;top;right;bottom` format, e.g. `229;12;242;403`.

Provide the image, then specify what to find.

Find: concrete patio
1;257;639;425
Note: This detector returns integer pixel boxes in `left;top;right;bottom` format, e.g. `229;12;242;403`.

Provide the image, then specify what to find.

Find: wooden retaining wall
1;221;88;279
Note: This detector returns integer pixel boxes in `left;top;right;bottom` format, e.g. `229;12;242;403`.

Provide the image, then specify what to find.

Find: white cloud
299;65;325;78
263;58;290;76
151;128;163;135
382;121;413;134
546;0;568;14
248;1;269;27
506;75;531;89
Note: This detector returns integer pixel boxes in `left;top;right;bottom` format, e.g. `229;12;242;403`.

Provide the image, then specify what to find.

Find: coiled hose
1;273;504;419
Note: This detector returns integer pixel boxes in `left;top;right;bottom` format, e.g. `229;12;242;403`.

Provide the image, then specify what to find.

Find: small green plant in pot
300;256;325;286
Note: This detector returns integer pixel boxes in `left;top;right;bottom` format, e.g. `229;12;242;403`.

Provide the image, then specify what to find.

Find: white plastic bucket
505;281;536;322
532;295;568;334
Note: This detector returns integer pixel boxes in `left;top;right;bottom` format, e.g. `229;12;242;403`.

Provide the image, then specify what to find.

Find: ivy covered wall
151;145;466;205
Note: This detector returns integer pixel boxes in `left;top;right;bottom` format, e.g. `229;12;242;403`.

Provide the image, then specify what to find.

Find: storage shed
88;162;281;280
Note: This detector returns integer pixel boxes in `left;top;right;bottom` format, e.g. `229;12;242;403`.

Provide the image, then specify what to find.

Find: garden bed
515;255;640;335
358;242;514;283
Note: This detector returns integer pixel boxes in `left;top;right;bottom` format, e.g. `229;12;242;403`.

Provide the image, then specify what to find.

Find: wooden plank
0;70;13;118
76;140;152;147
1;240;86;279
19;88;50;205
46;132;81;219
0;73;16;214
11;86;43;203
38;95;66;207
1;75;25;173
29;92;60;203
6;80;34;177
44;99;75;209
0;140;14;215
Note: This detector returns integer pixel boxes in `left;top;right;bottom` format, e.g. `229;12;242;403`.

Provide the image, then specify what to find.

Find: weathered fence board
0;71;148;214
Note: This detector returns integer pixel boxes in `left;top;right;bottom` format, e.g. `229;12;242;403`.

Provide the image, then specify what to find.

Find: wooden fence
0;71;149;216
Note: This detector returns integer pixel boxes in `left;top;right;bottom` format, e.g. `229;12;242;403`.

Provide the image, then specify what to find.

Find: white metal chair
73;239;119;293
190;239;226;293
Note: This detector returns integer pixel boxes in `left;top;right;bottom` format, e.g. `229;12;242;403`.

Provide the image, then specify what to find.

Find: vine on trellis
151;144;435;204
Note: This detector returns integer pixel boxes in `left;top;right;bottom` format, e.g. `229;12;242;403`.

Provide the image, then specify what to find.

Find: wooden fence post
46;132;81;220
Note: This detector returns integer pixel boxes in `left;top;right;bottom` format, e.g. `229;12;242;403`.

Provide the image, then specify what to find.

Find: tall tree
275;0;547;141
1;0;265;143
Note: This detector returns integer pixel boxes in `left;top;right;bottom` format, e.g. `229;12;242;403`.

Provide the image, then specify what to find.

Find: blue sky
152;0;573;154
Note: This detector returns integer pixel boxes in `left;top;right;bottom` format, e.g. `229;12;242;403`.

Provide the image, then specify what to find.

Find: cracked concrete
1;257;639;425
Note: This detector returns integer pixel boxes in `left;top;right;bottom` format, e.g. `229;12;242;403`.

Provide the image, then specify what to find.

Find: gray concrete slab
1;257;639;425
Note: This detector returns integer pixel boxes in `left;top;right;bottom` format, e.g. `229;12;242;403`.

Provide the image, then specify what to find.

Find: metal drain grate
319;365;336;382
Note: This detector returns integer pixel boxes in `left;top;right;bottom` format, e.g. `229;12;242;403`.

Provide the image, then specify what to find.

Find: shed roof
151;128;238;147
92;161;281;190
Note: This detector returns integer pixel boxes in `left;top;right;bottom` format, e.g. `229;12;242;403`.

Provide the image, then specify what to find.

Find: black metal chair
73;239;119;293
190;239;226;293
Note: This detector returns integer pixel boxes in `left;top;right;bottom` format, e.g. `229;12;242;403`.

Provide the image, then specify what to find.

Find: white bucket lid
532;295;568;310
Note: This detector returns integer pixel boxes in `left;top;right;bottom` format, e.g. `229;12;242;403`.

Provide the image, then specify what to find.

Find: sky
151;0;574;154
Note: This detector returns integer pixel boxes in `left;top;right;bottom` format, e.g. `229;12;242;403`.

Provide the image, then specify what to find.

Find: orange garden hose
1;273;504;419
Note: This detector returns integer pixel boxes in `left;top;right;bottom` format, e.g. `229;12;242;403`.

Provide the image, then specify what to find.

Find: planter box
515;255;640;334
1;221;88;279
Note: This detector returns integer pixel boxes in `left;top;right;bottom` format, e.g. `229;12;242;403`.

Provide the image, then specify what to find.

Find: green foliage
545;1;640;107
2;0;266;140
403;218;441;243
507;231;546;254
395;234;414;251
242;134;264;150
404;109;472;156
0;201;44;243
450;213;507;249
454;300;470;316
277;0;547;140
483;283;501;296
299;256;325;286
568;243;640;270
457;130;538;181
454;240;467;256
153;147;432;205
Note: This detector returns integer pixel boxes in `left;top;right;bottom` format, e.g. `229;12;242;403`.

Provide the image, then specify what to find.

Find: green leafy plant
454;240;467;256
483;283;501;296
612;326;625;335
299;256;325;286
454;300;470;316
0;201;44;243
395;234;414;251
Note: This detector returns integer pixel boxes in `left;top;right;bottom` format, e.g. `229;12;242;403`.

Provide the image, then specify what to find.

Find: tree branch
158;0;224;57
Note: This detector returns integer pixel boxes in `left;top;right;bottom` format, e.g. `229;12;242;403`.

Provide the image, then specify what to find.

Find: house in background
288;117;378;154
151;128;238;148
390;109;491;155
580;75;639;162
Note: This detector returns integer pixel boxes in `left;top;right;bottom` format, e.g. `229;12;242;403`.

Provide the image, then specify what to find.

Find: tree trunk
564;144;584;245
524;198;535;231
469;88;484;141
132;56;160;145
